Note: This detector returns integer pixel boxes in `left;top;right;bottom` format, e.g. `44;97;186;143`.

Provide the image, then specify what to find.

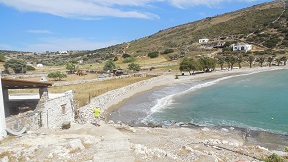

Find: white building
36;64;44;68
59;51;68;54
199;39;209;43
232;44;252;52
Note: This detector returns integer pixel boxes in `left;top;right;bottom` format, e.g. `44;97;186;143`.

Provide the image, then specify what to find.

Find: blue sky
0;0;271;52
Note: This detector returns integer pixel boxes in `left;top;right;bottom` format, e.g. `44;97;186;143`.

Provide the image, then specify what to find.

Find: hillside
64;0;287;62
122;1;287;56
1;1;288;67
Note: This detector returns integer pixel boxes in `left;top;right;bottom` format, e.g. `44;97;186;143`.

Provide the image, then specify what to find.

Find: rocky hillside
120;1;287;56
90;1;286;57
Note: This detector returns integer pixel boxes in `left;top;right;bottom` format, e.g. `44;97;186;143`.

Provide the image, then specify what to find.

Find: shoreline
79;66;287;125
103;66;287;118
78;66;288;152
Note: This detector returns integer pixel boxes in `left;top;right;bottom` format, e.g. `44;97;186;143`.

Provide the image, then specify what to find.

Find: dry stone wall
78;76;167;123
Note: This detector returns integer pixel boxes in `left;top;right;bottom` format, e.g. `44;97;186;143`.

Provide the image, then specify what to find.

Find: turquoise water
110;69;288;135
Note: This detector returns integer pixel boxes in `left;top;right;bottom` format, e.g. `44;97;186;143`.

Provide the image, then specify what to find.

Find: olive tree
179;58;200;75
128;63;141;72
198;57;217;72
103;60;116;71
4;58;27;74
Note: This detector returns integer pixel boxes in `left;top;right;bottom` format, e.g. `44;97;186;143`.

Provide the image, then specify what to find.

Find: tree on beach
225;56;231;70
248;56;255;68
267;57;273;67
275;58;282;66
217;57;225;70
229;56;237;70
179;58;200;75
256;57;265;67
281;56;287;65
237;55;243;69
199;57;216;72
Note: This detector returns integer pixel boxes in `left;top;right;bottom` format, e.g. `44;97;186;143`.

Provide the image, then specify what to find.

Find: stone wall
6;90;75;131
6;110;42;131
78;76;166;123
41;90;75;129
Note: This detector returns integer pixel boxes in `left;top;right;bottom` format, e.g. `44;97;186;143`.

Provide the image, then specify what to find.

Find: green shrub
284;146;288;152
47;71;67;81
122;57;136;63
162;49;174;54
61;122;71;129
122;54;131;58
148;51;159;58
262;153;286;162
26;65;36;71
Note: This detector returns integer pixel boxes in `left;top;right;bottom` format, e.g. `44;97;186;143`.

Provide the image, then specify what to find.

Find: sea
109;69;288;149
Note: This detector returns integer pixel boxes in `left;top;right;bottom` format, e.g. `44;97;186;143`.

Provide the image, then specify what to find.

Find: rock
202;127;210;131
107;120;114;124
222;140;229;145
68;139;85;151
257;145;269;151
0;156;9;162
82;135;100;145
182;146;194;152
221;128;229;133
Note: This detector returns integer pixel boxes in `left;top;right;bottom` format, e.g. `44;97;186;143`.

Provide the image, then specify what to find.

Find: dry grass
53;76;151;107
11;76;151;107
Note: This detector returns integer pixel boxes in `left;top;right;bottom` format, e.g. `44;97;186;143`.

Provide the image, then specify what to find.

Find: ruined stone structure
1;77;75;138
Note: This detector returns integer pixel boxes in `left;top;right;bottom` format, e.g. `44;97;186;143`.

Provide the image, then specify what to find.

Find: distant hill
2;1;288;66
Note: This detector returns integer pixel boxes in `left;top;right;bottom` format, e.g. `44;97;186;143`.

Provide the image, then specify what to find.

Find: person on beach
94;107;101;126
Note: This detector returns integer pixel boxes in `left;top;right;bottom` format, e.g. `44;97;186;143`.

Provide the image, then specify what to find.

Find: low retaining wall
78;76;167;123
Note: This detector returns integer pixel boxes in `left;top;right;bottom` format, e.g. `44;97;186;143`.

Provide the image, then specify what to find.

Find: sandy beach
1;67;288;161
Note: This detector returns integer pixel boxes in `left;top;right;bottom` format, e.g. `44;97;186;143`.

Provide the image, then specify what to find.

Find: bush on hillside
26;65;35;71
122;54;131;58
47;71;67;81
162;49;174;54
128;63;141;71
148;51;159;58
122;57;136;63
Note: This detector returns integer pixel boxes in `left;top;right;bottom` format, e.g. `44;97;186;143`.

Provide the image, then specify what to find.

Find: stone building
0;78;75;139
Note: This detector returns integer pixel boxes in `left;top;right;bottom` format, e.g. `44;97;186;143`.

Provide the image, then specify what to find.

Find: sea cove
109;69;288;149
